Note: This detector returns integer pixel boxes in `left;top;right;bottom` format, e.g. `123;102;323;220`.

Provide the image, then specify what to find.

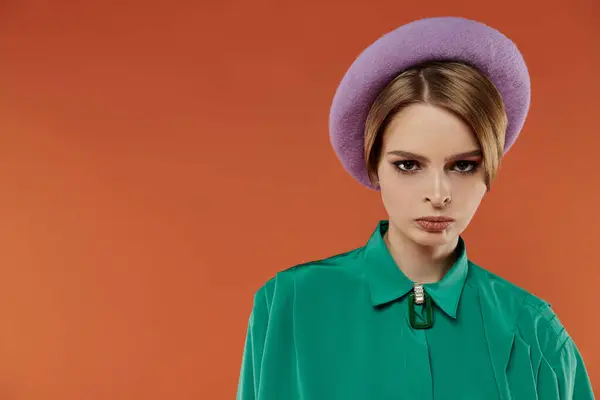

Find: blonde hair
364;61;507;190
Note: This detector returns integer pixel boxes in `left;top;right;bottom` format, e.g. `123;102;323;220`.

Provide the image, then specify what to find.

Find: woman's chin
410;226;455;246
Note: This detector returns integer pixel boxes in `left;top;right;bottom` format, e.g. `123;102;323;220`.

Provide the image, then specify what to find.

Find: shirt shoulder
467;261;546;305
250;246;366;314
468;262;569;358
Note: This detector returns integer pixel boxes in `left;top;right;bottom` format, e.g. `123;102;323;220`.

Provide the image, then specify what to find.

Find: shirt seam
519;299;571;365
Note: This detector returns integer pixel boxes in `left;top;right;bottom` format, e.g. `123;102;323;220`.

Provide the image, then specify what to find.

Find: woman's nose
424;172;451;207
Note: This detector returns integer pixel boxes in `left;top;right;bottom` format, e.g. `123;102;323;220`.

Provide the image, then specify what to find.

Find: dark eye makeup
392;159;480;175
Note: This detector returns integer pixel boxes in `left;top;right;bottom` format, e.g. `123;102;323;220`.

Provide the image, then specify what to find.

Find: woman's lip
416;217;455;222
416;220;453;232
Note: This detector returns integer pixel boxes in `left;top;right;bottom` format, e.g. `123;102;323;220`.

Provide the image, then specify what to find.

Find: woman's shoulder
468;260;548;306
249;246;366;311
468;265;593;397
468;261;570;356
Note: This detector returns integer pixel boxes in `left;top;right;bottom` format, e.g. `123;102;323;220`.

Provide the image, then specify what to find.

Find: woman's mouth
415;217;455;232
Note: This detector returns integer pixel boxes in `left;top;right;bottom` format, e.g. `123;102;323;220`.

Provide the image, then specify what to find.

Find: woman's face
377;103;488;247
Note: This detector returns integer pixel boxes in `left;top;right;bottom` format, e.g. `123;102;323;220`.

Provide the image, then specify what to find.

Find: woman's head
364;61;507;246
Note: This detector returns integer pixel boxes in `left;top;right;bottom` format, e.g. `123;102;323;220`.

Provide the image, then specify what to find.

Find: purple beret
329;16;531;190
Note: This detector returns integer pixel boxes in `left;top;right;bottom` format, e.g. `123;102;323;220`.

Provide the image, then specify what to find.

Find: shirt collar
362;220;469;319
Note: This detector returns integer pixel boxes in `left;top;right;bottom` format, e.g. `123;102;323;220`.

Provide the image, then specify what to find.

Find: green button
409;292;433;329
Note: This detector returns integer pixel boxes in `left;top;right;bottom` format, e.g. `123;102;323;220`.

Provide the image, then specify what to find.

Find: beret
329;16;531;190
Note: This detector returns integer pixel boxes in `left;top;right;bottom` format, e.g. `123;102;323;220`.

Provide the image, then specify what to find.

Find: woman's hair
364;61;508;190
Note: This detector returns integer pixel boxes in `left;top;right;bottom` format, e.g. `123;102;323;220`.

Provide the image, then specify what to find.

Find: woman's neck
383;222;459;284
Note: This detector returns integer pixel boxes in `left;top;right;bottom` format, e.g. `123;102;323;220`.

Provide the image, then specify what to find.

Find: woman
236;17;594;399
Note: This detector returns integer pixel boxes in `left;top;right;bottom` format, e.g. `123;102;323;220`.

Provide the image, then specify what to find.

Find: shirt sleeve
536;329;594;399
236;286;269;400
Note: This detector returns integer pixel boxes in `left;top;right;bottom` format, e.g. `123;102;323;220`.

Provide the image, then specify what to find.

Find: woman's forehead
382;105;480;154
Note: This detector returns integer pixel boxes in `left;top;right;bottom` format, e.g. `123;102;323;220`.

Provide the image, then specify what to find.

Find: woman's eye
396;161;419;171
454;161;477;173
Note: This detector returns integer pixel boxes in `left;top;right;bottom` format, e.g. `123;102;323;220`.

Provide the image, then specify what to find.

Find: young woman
236;16;594;399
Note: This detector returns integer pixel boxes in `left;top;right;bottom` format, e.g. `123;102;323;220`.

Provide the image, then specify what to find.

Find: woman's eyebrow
386;150;428;162
387;149;482;162
448;150;482;160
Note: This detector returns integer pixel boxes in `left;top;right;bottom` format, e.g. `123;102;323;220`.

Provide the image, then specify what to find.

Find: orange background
0;0;598;399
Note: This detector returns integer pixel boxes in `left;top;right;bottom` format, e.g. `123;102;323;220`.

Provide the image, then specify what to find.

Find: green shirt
236;220;594;399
